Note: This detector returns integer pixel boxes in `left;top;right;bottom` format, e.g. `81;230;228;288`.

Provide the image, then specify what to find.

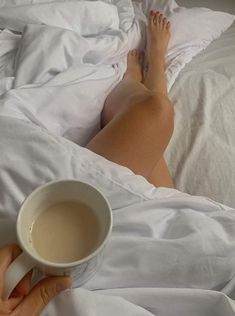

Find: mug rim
17;179;113;268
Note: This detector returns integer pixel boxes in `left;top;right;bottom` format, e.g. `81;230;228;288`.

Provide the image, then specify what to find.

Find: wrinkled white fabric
43;288;235;316
166;21;235;208
0;1;120;34
0;0;234;145
1;116;235;315
1;1;235;315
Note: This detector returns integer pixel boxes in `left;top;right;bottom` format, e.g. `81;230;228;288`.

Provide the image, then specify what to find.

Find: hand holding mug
3;180;112;301
0;244;71;316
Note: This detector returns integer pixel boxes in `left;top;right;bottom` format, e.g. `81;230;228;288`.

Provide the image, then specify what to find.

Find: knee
141;93;174;135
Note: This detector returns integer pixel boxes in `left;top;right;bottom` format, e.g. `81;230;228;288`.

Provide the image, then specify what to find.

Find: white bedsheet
1;0;235;315
0;0;233;145
0;0;129;145
166;19;235;208
1;116;235;315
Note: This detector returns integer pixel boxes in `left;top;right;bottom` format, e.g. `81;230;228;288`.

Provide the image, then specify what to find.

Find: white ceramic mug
3;180;112;299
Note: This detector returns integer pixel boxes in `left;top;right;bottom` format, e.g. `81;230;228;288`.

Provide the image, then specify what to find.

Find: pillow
1;0;234;91
1;0;234;148
133;0;235;90
0;1;119;36
0;0;66;7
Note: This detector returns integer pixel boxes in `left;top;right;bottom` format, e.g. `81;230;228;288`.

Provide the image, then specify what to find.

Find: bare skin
0;244;71;316
87;11;174;188
144;10;173;187
145;10;171;95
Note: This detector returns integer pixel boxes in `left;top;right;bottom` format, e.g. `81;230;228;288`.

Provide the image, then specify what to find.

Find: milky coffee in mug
3;180;112;299
31;200;100;263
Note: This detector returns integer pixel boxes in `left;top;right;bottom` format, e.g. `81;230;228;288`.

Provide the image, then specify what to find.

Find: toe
162;17;167;29
158;14;164;28
149;10;155;27
166;21;171;30
127;51;132;59
153;11;160;25
131;49;136;56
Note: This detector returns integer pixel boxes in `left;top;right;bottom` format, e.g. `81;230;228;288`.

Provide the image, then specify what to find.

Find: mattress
166;2;235;207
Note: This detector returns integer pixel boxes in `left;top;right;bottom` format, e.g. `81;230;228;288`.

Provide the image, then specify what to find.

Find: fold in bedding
0;1;120;34
1;116;235;316
1;0;233;146
1;0;235;315
166;21;235;208
0;0;130;145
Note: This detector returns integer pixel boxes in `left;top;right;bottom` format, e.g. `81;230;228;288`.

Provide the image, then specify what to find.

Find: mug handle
3;252;34;300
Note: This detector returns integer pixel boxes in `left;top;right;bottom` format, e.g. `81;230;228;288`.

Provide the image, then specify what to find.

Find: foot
146;10;171;67
123;49;144;82
102;49;145;127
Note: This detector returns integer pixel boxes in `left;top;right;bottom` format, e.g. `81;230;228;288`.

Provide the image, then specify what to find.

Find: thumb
13;276;72;316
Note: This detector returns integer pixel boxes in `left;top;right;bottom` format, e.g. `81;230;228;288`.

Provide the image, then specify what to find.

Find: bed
166;0;235;208
1;0;235;315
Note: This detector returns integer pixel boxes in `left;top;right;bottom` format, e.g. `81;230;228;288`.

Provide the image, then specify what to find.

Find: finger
0;244;22;297
0;244;21;270
10;270;33;297
13;276;72;316
0;296;24;313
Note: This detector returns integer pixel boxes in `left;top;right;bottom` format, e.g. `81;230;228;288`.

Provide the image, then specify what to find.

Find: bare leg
143;10;174;187
86;12;174;187
101;50;148;127
147;157;174;188
144;10;170;96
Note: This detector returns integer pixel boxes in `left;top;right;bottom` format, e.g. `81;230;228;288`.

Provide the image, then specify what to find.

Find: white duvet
0;0;234;145
1;116;235;315
1;0;235;315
